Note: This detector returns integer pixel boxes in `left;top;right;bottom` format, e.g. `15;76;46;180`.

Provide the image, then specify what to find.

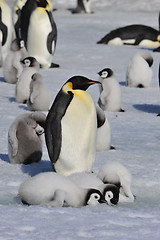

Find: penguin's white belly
27;10;52;66
56;92;97;176
101;82;121;111
1;4;12;58
16;69;37;102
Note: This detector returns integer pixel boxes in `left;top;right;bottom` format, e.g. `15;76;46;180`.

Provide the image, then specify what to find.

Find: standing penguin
45;75;100;176
15;56;40;103
25;0;58;69
0;0;13;63
8;112;46;164
27;73;51;111
97;161;135;203
98;68;124;112
72;0;92;14
96;104;114;151
126;51;153;88
3;39;28;84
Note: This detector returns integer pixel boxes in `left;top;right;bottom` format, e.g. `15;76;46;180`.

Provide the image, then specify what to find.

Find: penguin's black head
21;57;39;68
66;75;100;91
35;0;48;8
98;68;113;79
86;189;107;206
103;184;119;205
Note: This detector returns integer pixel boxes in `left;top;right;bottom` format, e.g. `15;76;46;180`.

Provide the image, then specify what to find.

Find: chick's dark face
103;184;119;205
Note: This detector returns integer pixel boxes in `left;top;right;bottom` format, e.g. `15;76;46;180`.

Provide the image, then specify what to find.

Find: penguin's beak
98;197;107;204
88;80;101;86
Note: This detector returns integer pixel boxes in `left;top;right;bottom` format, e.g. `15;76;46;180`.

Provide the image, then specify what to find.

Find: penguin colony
1;0;160;208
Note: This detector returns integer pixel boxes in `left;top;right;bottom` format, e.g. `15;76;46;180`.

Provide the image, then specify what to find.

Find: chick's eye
92;193;100;200
105;191;113;200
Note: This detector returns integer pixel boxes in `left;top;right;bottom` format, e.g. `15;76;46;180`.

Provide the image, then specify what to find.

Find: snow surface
0;0;160;239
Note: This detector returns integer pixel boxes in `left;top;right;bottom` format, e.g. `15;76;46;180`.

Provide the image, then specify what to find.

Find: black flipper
45;90;73;170
46;10;57;54
14;9;22;40
0;7;7;46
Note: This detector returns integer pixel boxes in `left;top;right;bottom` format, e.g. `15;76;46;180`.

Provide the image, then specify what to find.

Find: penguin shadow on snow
0;77;5;82
133;103;160;114
0;153;10;163
21;159;53;177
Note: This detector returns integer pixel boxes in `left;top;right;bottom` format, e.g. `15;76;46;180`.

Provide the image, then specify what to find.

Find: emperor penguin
97;161;135;203
97;24;160;48
96;104;115;151
72;0;92;14
15;56;40;103
18;172;107;207
0;0;13;63
98;68;124;112
8;112;46;164
69;172;119;205
3;39;28;84
27;73;51;111
126;51;153;88
45;75;100;176
26;0;58;69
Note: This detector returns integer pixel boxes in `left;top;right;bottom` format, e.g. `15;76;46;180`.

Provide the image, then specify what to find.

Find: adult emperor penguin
27;73;51;111
25;0;58;69
97;24;160;48
18;172;107;207
45;75;100;176
0;0;13;63
97;161;135;203
8;112;46;164
126;50;153;88
98;68;124;112
15;56;40;103
72;0;92;14
3;39;28;84
96;104;115;151
69;172;119;205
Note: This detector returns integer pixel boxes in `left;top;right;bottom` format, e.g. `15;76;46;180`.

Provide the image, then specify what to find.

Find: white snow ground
0;0;160;239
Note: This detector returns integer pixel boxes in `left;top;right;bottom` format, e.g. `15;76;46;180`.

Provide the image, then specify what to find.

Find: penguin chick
45;75;100;176
27;73;51;111
126;51;153;88
15;56;40;103
98;68;124;112
96;104;115;151
18;172;107;207
97;161;135;203
8;112;46;164
72;0;93;14
3;39;28;84
68;172;119;205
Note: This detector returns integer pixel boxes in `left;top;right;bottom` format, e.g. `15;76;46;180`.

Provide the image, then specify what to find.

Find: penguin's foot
50;62;60;68
120;108;125;112
110;146;115;150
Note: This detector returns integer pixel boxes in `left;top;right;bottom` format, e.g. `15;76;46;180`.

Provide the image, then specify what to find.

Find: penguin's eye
92;193;100;200
105;191;113;200
101;71;108;78
24;59;31;67
20;40;24;48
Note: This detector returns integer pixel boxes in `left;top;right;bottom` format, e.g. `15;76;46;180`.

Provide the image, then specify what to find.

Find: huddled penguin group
3;0;160;209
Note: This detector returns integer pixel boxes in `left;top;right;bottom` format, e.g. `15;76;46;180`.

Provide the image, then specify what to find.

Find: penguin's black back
97;24;159;44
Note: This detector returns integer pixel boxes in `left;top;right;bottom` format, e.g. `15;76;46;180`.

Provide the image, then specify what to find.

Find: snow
0;0;160;239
